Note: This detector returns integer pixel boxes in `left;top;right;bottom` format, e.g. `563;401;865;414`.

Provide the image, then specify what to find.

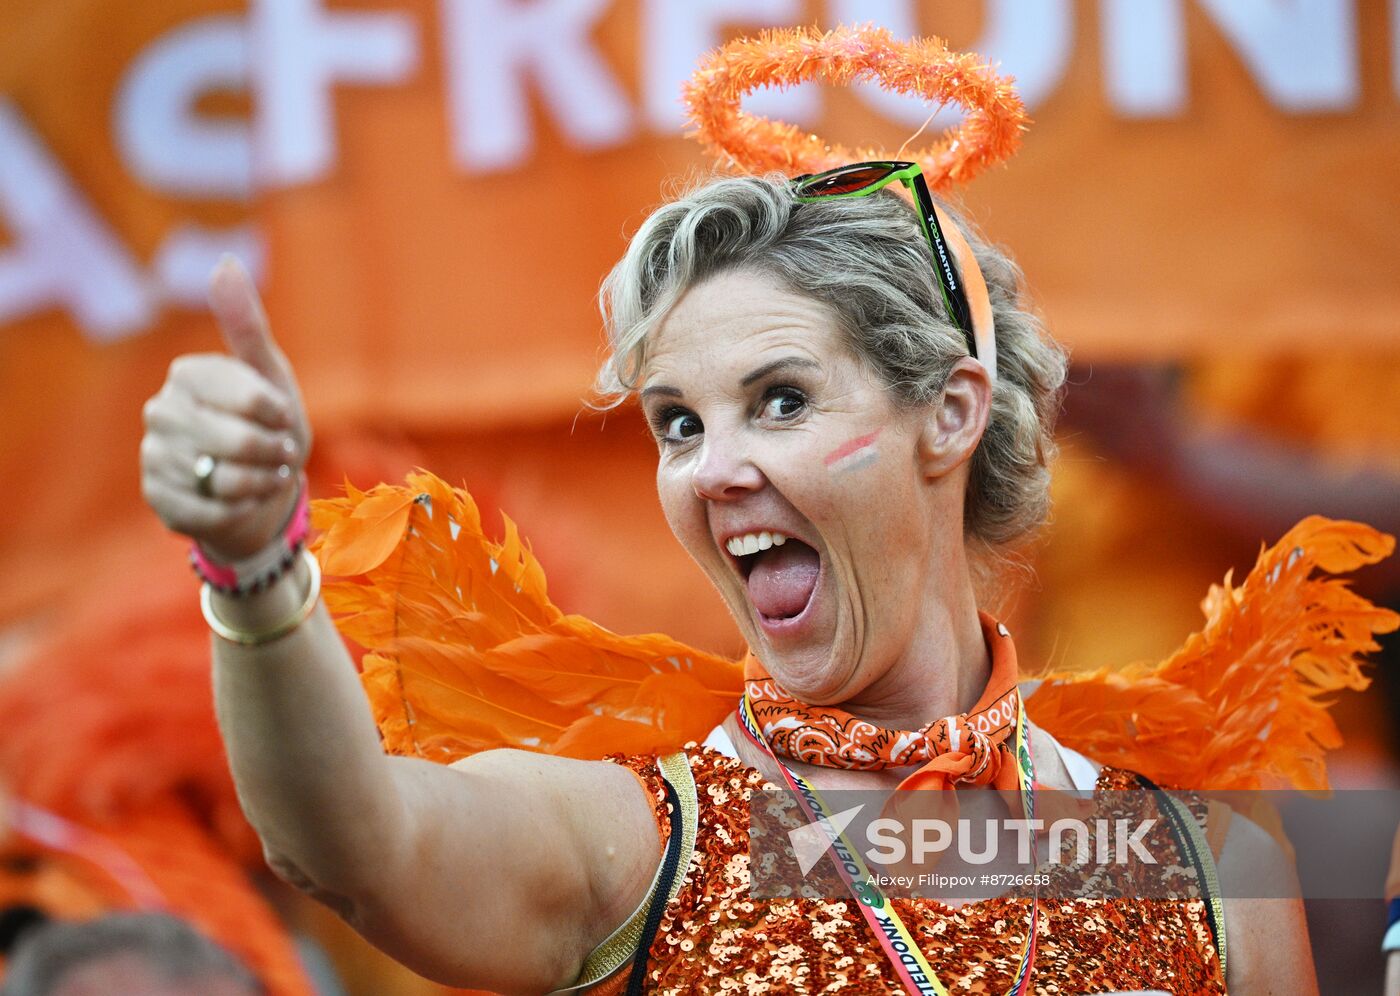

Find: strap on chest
1133;772;1228;982
553;751;698;994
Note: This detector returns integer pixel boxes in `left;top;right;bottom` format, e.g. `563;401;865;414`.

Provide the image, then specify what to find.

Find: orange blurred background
2;1;1398;992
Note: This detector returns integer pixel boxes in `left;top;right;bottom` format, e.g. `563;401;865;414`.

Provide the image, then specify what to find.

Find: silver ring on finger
194;453;218;498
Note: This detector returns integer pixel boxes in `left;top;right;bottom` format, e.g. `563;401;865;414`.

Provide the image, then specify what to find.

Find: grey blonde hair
596;173;1067;560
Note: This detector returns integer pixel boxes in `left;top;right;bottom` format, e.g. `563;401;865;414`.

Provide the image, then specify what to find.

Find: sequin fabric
604;747;1224;995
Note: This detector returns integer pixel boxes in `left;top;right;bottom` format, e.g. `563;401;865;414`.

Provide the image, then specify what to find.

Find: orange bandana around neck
742;612;1023;792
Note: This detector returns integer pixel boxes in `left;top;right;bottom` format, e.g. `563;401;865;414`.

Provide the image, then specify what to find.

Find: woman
139;167;1319;994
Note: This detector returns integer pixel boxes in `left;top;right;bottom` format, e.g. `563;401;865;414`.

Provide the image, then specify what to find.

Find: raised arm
139;259;661;993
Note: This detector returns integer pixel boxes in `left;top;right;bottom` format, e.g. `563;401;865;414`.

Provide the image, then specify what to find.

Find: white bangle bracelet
201;549;321;645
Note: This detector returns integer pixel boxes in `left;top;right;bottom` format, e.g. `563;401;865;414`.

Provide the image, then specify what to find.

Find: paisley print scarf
743;612;1022;792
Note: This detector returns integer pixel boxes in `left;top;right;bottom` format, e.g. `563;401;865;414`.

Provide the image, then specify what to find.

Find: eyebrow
740;356;821;387
639;383;682;402
639;356;822;403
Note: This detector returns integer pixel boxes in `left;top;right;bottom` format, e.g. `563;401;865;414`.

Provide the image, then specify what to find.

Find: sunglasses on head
790;161;995;379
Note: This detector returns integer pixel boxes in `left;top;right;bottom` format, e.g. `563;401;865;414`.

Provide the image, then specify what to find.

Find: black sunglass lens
797;165;897;196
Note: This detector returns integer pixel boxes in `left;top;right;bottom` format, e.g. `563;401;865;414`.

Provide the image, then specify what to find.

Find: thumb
208;254;292;390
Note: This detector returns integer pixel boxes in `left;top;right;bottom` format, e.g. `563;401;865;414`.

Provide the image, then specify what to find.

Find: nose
691;433;764;502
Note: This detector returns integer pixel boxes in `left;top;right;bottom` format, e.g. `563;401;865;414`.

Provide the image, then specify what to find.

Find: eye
654;407;702;444
760;386;807;421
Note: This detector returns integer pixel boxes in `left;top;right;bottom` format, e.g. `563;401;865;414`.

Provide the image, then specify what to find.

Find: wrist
205;550;319;644
192;477;310;594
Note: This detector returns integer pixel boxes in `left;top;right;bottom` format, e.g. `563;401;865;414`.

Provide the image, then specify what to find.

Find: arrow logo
787;804;866;876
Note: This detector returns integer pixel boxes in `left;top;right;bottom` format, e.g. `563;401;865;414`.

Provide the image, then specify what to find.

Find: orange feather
0;570;315;993
313;471;743;763
1025;517;1398;789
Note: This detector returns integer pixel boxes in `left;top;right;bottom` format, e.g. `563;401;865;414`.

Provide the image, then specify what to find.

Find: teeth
726;531;791;557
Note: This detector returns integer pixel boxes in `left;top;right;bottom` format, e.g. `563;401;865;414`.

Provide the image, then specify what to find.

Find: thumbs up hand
141;257;313;562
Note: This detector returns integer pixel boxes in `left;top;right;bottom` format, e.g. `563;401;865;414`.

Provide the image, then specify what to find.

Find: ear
917;358;993;478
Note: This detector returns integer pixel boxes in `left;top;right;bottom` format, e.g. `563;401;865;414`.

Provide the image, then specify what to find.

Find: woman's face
639;268;958;703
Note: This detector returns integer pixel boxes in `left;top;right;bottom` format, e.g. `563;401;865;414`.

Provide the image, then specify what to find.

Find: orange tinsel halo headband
682;24;1028;381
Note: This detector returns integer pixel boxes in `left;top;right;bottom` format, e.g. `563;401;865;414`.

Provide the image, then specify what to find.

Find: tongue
746;541;820;619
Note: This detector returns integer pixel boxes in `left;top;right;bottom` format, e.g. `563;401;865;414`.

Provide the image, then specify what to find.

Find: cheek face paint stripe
823;428;882;466
829;449;879;475
824;427;883;474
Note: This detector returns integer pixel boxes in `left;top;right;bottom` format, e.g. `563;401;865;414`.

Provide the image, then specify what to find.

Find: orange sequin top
594;746;1224;996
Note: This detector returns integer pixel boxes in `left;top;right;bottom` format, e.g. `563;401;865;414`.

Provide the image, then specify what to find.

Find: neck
836;587;991;733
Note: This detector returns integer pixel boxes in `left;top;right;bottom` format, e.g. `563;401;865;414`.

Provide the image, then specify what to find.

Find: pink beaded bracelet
189;478;310;596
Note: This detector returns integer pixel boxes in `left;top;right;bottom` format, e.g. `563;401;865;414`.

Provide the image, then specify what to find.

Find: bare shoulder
359;748;663;992
1216;809;1319;995
443;747;665;929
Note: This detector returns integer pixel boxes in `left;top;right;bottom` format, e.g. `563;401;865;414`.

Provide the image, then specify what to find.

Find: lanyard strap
738;692;1038;996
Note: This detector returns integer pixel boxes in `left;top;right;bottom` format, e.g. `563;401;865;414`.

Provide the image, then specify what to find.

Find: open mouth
726;531;821;623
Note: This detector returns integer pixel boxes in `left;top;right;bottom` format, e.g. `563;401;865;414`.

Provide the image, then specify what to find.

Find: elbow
264;847;368;928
